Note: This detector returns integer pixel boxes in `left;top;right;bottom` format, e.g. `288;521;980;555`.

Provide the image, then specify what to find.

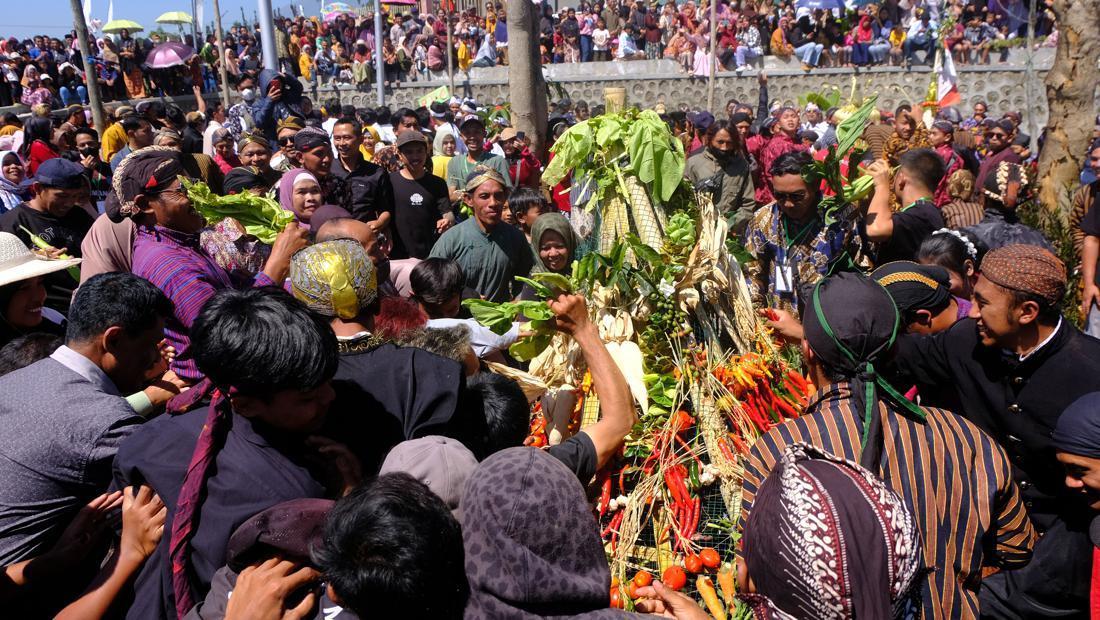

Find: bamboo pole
214;0;232;109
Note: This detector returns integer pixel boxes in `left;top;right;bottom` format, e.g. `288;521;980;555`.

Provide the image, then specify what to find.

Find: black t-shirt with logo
389;170;451;260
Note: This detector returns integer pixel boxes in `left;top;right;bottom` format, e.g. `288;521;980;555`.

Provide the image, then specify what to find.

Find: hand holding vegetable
757;307;803;343
548;293;591;336
865;159;891;189
632;581;713;619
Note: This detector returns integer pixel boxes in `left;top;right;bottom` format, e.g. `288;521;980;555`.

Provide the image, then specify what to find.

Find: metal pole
257;0;279;72
1024;0;1037;151
706;0;717;113
213;0;232;110
375;0;385;105
447;8;455;94
68;0;106;139
191;0;199;46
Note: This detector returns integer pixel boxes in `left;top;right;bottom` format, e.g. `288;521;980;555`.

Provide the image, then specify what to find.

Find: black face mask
78;146;98;157
708;145;733;161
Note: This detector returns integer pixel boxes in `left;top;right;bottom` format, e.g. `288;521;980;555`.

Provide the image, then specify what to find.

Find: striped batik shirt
740;383;1036;620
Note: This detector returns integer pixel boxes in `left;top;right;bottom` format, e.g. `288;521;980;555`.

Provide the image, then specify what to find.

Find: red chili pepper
599;473;613;518
618;466;628;495
610;510;625;550
674;434;704;467
765;309;779;321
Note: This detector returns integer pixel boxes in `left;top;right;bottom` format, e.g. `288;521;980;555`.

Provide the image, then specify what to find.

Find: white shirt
1016;317;1063;362
202;120;223;158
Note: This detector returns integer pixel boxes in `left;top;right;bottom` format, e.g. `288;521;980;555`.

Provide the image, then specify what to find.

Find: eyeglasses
988;131;1008;139
773;190;807;204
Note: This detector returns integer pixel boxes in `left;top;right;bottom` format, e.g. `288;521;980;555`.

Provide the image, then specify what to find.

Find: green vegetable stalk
463;272;575;361
20;226;80;282
181;177;296;244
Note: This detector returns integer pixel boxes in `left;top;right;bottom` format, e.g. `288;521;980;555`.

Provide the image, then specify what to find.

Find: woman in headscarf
235;132;281;188
278;168;323;227
851;14;875;66
0;151;27;213
19;65;51;108
359;124;380;162
964;161;1053;251
211;128;240;174
461;447;642;618
738;443;925;619
530;211;578;276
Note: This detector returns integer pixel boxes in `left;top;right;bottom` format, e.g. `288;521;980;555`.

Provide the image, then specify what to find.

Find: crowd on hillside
0;0;1058;109
0;49;1099;619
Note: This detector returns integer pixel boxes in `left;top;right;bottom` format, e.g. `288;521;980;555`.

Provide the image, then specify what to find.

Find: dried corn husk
606;340;648;415
484;361;549;403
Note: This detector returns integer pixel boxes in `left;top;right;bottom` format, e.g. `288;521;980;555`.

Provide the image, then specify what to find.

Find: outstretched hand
548;293;591;336
633;581;713;619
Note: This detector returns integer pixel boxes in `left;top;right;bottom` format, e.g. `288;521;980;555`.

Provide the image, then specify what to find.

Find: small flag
418;85;451;108
934;44;960;108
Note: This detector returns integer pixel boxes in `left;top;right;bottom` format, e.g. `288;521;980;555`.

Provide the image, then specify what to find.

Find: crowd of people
0;0;1057;110
0;31;1098;619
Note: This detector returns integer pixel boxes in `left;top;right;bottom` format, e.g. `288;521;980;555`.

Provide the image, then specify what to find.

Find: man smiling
390;130;452;259
328;117;393;230
430;169;531;302
889;244;1100;618
444;116;511;204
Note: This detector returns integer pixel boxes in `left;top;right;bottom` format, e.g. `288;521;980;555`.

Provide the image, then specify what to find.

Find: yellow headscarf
359;125;381;161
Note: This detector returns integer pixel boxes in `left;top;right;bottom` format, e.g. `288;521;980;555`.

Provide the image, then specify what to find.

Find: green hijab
529;212;579;274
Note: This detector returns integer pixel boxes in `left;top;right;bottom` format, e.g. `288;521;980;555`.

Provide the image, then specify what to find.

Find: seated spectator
0;273;171;566
114;286;345;619
737;443;926;618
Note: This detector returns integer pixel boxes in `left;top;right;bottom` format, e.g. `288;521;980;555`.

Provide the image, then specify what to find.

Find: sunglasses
773;190;807;204
278;136;295;146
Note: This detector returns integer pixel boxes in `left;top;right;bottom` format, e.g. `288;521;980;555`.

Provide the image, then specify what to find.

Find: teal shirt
429;217;533;302
446;151;513;191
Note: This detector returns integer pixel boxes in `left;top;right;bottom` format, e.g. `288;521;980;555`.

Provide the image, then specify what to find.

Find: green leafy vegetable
625;110;685;203
529;272;573;292
182;177;296;244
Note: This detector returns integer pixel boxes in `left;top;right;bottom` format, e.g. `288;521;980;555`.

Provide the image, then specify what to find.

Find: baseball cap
687;111;715;130
378;436;478;514
33;158;87;189
395;129;429;148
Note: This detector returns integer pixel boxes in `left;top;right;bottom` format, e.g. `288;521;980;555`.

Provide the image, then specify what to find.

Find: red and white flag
935;46;960;108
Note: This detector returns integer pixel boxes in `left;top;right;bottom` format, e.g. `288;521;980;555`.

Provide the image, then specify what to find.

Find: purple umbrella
144;42;195;69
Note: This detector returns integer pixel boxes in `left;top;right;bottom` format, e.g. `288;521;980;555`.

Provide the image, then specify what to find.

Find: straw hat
0;232;81;288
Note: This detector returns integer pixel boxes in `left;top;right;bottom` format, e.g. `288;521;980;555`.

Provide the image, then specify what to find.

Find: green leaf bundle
181;177;296;244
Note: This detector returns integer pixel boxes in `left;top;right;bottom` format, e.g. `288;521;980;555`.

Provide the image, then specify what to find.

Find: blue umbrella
795;0;846;11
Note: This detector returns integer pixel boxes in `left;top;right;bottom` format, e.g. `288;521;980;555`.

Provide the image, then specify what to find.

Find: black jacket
892;318;1100;524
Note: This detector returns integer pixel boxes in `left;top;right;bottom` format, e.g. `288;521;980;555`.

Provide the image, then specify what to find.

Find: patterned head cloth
980;244;1066;307
236;131;271;152
946;169;976;201
105;146;186;223
463;168;508;195
290;239;377;319
276;116;305;133
872;261;952;317
740;443;925;620
293;126;330;151
803;272;926;470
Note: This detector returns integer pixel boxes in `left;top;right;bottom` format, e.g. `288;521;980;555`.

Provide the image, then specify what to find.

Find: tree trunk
507;0;549;160
1036;0;1100;215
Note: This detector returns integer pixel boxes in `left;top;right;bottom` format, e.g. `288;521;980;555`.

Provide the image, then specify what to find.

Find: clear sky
3;0;356;41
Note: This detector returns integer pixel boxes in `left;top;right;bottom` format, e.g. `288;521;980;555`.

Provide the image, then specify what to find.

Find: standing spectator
430;169;533;302
758;107;808;203
445;117;511;204
224;76;258;144
330;118;394;229
117;29;145;99
0;151;27;214
73;127;112;214
390;131;452;260
499;128;541;189
592;19;612;61
200;103;224;157
644;8;663;59
684;120;755;234
109;117;154;173
251;70;305;142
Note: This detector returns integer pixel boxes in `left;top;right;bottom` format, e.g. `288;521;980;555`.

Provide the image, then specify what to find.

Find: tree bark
507;0;549;160
1036;0;1100;214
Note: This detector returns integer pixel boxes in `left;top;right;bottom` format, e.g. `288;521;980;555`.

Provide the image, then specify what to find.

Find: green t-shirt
429;217;533;302
446;151;513;191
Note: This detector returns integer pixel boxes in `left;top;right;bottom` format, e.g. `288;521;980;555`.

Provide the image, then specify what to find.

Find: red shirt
27;140;59;178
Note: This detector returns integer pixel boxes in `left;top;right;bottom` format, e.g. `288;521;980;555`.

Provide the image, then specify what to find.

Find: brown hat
114;105;136;119
395;129;428;148
499;127;518;141
980;244;1066;307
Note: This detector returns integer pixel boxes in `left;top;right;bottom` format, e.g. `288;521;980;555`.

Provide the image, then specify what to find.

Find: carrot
696;575;728;620
716;563;736;609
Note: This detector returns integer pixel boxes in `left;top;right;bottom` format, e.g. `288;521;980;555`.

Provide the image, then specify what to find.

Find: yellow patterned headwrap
463;167;508;195
290;239;377;319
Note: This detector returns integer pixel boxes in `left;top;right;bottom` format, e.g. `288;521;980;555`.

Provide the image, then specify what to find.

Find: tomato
627;581;639;599
699;547;720;569
662;566;688;590
684;553;703;573
528;435;546;447
610;588;623;609
633;570;653;588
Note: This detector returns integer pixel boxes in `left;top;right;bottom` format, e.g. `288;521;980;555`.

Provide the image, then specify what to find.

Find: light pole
68;0;106;138
375;0;385;105
257;0;279;72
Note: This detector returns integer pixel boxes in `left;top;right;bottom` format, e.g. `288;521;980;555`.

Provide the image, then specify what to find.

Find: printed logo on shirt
410;192;424;206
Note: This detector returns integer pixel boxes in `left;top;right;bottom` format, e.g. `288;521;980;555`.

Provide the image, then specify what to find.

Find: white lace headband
932;228;977;261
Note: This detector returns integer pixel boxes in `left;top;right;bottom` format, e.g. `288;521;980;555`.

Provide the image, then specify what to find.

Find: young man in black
864;147;946;264
389;130;452;259
0;158;94;313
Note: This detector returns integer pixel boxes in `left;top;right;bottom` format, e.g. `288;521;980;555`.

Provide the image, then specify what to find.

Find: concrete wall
326;49;1057;121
